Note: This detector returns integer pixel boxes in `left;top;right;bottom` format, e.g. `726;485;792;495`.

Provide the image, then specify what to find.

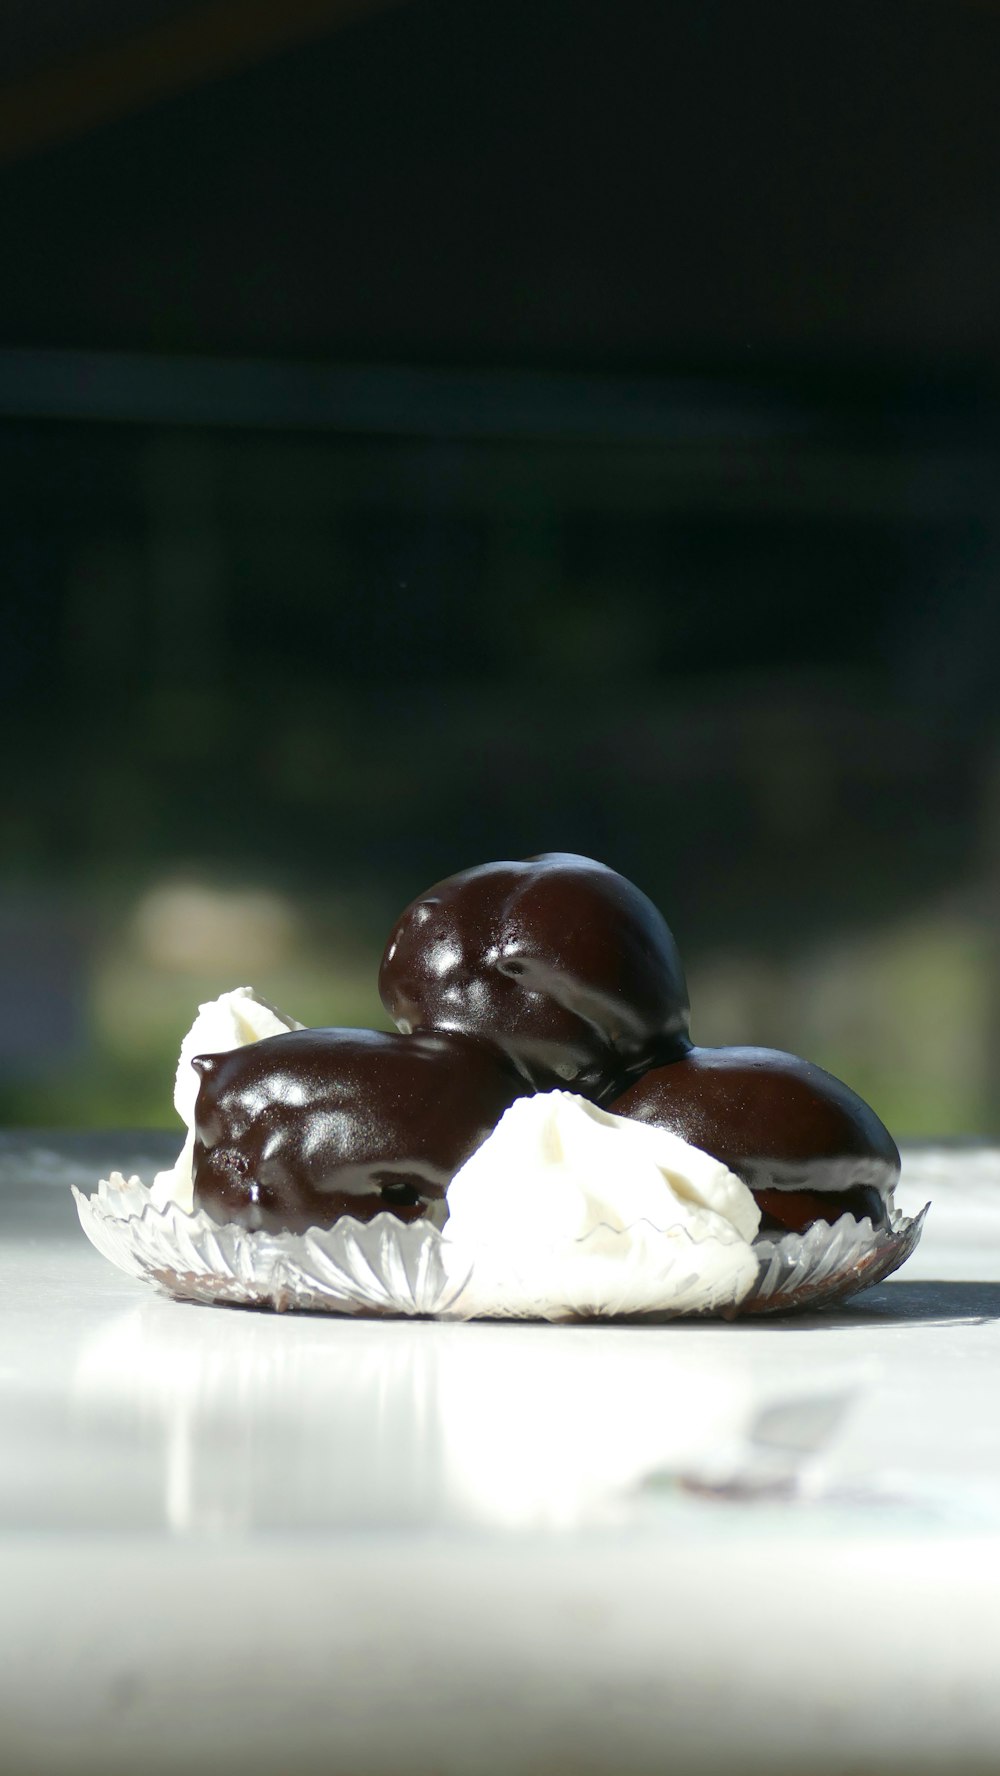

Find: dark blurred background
2;0;999;1133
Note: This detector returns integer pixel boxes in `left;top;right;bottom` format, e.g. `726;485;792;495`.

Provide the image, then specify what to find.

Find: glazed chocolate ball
610;1046;899;1233
378;853;689;1098
191;1027;526;1235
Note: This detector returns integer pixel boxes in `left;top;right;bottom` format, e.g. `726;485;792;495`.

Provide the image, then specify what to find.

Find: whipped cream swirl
443;1090;761;1318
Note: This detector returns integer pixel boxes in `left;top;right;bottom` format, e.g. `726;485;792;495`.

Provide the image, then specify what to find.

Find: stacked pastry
122;854;917;1319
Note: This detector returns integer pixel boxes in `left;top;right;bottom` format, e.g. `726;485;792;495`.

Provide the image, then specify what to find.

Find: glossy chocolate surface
379;853;690;1098
753;1185;888;1234
610;1046;900;1215
192;1028;526;1235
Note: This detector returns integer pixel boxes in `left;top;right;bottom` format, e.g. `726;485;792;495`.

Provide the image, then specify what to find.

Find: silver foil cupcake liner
738;1205;927;1315
72;1173;927;1320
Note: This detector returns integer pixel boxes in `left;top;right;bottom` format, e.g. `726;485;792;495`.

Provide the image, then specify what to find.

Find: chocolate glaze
191;1027;526;1234
610;1046;900;1227
752;1185;888;1234
379;853;689;1098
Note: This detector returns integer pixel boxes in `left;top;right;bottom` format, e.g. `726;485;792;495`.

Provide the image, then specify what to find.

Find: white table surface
3;1134;1000;1776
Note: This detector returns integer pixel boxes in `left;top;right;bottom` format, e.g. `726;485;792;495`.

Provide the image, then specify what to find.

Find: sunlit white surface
4;1136;1000;1774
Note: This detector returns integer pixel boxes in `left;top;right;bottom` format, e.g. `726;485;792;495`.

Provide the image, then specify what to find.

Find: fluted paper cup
72;1172;926;1320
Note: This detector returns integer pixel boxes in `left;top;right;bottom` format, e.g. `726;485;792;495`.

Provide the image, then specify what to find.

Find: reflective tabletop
3;1134;1000;1775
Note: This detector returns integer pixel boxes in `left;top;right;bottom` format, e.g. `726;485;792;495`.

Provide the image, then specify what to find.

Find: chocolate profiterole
610;1046;900;1234
191;1027;526;1235
378;852;690;1098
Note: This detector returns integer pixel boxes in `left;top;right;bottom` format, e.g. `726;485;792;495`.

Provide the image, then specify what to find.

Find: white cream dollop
151;986;302;1212
443;1091;761;1319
